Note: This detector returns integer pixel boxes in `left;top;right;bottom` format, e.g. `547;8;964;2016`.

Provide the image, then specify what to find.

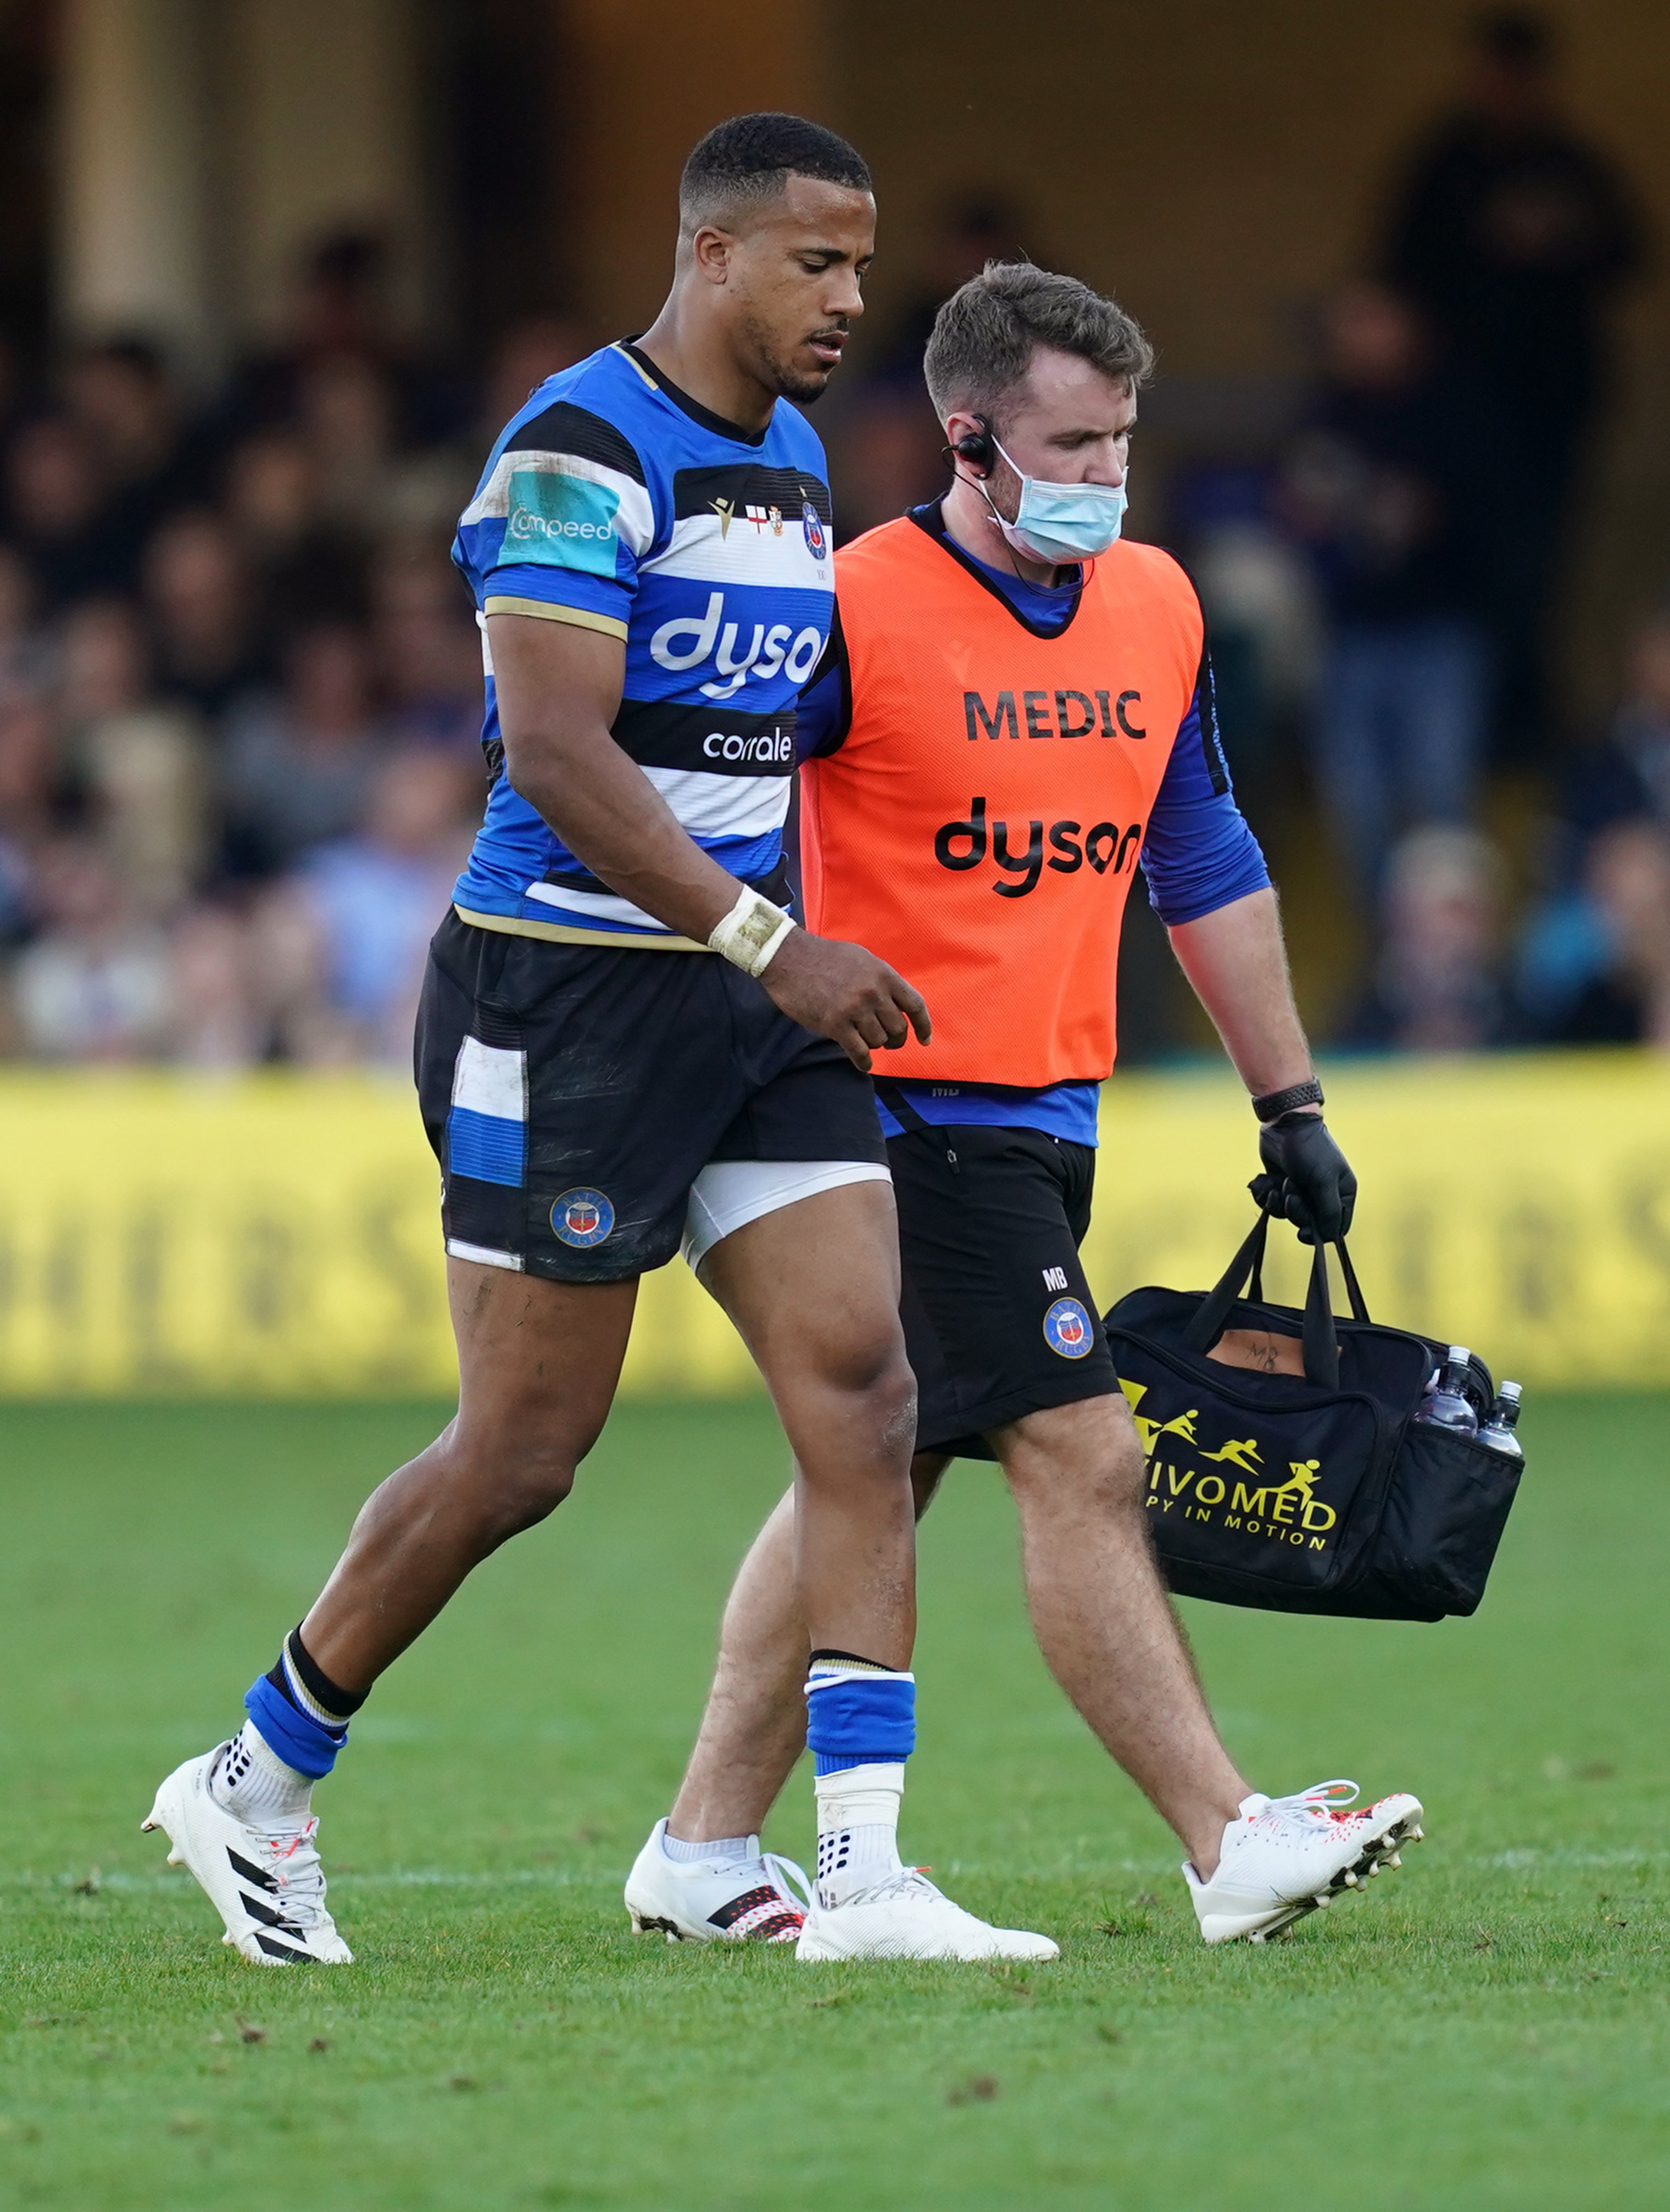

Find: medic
638;260;1424;1952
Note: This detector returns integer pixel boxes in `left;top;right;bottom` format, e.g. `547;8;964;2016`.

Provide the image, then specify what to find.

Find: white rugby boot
142;1744;353;1965
1184;1779;1424;1944
625;1819;811;1943
797;1868;1059;1963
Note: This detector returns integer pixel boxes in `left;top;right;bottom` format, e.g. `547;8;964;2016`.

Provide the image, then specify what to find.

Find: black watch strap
1252;1077;1324;1122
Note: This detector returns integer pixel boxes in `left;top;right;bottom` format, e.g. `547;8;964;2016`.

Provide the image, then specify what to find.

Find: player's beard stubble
739;306;845;406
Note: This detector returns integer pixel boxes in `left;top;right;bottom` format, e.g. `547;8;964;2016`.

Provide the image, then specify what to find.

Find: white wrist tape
706;887;795;976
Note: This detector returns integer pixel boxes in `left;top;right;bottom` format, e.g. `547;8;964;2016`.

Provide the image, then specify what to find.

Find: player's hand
1251;1111;1357;1244
760;931;931;1073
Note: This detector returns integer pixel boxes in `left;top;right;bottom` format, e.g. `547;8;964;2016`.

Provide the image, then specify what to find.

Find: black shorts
889;1122;1118;1461
415;909;887;1284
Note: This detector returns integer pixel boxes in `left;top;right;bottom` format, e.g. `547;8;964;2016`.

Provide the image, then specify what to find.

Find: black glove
1251;1110;1357;1244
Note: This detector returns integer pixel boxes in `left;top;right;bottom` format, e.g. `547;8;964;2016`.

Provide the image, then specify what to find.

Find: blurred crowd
823;11;1670;1061
0;237;587;1067
1;7;1667;1070
1202;8;1670;1057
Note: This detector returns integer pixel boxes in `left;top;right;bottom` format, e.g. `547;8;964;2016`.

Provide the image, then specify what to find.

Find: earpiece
951;415;997;478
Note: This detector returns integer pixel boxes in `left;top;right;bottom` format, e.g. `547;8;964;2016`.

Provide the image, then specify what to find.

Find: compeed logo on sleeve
504;467;620;577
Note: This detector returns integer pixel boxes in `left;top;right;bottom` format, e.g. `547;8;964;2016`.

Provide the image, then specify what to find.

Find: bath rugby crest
1043;1297;1094;1359
552;1189;615;1248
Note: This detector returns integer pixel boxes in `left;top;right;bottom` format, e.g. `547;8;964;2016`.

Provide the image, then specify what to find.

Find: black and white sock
213;1628;364;1822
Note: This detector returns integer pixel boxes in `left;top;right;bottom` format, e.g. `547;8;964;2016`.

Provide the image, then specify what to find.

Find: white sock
814;1762;905;1906
660;1827;753;1866
211;1721;314;1821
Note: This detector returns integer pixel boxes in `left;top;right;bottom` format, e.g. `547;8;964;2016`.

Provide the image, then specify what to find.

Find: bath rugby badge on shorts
801;500;827;560
1043;1296;1094;1359
552;1188;615;1248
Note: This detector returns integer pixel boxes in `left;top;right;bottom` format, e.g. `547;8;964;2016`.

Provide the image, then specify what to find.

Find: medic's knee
1003;1399;1146;1512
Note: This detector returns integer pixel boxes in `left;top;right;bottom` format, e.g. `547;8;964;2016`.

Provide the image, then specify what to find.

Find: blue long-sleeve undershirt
797;532;1270;1145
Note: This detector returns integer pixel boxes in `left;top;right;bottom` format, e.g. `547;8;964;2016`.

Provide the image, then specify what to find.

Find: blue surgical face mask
986;435;1127;564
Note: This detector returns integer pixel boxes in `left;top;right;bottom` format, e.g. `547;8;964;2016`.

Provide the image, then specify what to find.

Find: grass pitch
3;1392;1668;2211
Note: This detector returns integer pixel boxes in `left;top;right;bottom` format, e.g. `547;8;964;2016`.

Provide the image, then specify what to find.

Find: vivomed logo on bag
1120;1381;1339;1551
649;590;825;700
933;796;1143;898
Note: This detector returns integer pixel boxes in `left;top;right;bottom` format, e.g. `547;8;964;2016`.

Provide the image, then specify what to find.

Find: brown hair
923;260;1153;427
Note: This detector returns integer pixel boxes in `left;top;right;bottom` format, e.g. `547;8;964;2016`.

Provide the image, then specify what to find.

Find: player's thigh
691;1022;902;1400
699;1178;908;1401
448;1256;638;1466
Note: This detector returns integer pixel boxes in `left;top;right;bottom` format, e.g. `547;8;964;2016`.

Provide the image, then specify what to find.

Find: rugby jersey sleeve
1140;651;1272;927
458;400;658;642
794;607;851;759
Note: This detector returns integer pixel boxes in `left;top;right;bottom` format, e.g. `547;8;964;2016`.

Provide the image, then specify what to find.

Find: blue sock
804;1652;916;1774
244;1629;363;1781
805;1654;916;1902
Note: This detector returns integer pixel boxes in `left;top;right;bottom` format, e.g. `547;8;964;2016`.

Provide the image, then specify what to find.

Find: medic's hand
760;931;931;1074
1251;1110;1357;1245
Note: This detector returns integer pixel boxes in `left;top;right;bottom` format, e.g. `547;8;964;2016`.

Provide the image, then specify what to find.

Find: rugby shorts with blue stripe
414;905;888;1284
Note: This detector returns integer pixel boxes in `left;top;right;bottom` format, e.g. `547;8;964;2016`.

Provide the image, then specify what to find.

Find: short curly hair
924;261;1153;426
680;114;871;231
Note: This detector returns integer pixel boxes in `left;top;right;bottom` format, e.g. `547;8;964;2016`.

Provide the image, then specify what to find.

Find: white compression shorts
681;1159;892;1275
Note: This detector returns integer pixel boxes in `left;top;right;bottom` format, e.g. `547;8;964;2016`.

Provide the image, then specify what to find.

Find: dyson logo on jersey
702;728;795;764
934;796;1144;899
650;590;825;700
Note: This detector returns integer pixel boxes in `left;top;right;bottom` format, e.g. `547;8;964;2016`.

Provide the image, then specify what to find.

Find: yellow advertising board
0;1052;1665;1397
1088;1051;1670;1390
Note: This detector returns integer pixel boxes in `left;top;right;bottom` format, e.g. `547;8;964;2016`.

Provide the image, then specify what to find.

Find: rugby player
627;263;1424;1950
143;118;1054;1968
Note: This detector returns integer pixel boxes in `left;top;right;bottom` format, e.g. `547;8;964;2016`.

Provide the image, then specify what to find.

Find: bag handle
1301;1243;1340;1390
1182;1212;1272;1357
1182;1207;1371;1390
1334;1234;1370;1324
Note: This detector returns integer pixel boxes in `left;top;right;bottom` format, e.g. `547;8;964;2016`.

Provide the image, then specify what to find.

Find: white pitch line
10;1868;617;1896
12;1848;1669;1899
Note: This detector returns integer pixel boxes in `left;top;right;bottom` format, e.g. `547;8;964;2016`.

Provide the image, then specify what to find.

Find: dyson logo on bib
934;796;1143;899
650;590;825;701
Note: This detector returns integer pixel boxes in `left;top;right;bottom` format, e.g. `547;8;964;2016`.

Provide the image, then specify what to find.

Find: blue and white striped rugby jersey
450;339;835;943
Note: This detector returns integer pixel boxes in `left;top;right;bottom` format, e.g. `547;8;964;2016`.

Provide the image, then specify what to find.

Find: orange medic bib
800;510;1204;1088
